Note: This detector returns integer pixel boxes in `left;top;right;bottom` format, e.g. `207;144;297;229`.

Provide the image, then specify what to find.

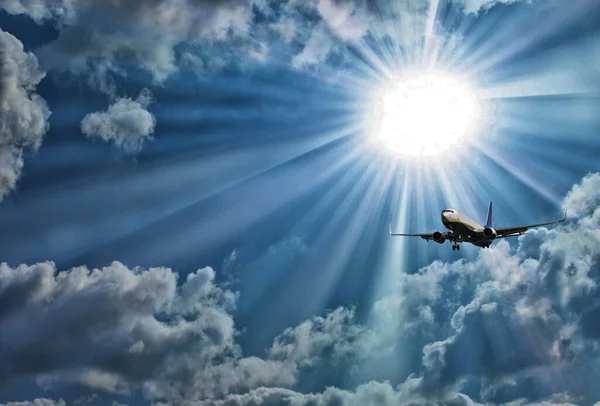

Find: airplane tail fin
485;202;493;228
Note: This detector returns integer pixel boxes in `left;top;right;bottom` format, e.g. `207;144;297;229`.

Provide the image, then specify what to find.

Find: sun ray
471;140;562;205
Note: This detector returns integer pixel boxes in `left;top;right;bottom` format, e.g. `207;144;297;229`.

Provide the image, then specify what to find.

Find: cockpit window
442;210;454;213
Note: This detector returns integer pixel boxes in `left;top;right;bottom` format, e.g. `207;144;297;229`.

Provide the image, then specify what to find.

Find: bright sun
371;71;481;157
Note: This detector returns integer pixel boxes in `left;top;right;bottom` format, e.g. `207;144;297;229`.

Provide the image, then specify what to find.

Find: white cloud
269;307;369;367
317;0;370;41
457;0;522;15
0;0;75;22
2;0;258;85
563;173;600;219
81;89;156;153
187;381;486;406
0;28;50;200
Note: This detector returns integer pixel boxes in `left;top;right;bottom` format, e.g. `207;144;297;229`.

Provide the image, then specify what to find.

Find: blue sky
0;0;599;405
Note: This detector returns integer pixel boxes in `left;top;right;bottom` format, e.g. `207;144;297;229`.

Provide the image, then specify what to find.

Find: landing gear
452;244;460;251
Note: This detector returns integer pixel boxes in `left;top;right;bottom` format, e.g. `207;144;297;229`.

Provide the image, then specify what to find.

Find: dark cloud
562;173;600;219
80;89;156;153
0;28;50;200
0;261;366;402
0;261;235;397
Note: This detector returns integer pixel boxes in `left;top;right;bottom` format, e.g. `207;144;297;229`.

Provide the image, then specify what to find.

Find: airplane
389;202;566;251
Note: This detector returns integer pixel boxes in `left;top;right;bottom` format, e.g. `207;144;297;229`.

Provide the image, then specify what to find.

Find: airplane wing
388;224;435;241
494;210;567;238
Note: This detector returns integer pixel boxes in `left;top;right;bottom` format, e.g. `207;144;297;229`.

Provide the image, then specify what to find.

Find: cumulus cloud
187;383;578;406
0;28;50;200
5;0;256;84
562;172;600;219
199;381;414;406
269;306;369;367
80;89;156;153
0;261;243;400
0;260;366;402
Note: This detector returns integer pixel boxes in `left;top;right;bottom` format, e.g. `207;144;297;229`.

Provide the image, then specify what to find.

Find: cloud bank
0;260;366;403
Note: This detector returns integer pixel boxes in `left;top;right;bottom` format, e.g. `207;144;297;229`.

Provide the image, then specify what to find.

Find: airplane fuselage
441;208;494;248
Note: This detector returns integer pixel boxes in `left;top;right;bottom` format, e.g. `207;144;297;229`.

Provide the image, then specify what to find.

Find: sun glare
370;71;482;157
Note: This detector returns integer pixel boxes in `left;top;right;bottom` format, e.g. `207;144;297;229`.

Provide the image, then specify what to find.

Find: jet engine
483;227;497;239
432;231;446;244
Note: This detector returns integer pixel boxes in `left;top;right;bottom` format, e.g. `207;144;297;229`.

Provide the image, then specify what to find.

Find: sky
0;0;600;405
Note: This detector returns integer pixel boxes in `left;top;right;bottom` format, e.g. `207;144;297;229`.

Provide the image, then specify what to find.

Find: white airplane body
389;202;566;251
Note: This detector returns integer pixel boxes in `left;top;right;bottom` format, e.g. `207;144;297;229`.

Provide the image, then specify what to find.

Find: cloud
2;0;257;86
1;165;599;405
562;172;600;219
197;381;412;406
0;0;388;81
0;0;73;22
38;24;178;87
377;173;600;403
0;28;50;200
0;261;235;397
80;89;156;153
0;400;66;406
456;0;522;15
0;260;366;402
